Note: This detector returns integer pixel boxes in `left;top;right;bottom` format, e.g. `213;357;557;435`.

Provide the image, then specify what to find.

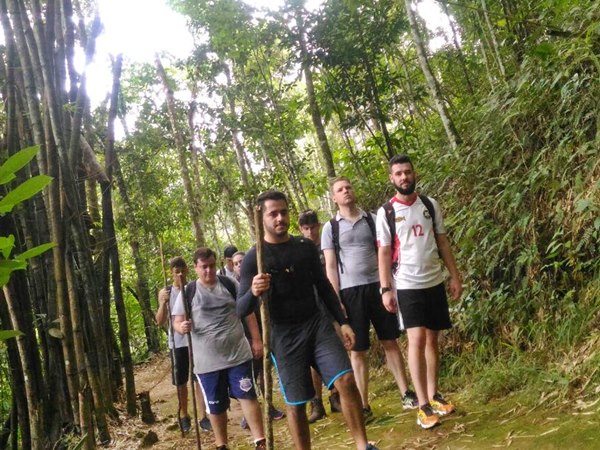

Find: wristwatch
379;286;392;295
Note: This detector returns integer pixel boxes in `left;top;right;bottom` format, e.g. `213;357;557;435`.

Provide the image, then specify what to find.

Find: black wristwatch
379;286;392;295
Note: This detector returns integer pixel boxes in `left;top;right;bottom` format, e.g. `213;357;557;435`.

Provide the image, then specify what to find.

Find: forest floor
108;352;600;449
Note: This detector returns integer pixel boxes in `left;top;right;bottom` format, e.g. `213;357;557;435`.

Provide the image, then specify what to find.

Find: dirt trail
108;353;600;449
109;352;272;449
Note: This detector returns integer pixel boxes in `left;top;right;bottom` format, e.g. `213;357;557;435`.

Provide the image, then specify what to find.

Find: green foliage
0;146;54;339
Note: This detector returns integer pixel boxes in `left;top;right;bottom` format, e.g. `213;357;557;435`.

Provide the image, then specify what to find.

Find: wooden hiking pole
179;273;202;450
254;205;274;450
159;239;187;437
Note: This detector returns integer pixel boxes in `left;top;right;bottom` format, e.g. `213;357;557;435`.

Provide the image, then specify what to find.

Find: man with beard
376;154;463;429
237;190;379;450
321;177;417;419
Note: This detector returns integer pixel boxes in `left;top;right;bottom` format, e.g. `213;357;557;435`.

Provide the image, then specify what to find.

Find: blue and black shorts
271;312;352;405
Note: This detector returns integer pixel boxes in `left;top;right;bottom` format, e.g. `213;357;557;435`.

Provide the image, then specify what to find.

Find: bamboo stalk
254;205;274;450
178;273;202;450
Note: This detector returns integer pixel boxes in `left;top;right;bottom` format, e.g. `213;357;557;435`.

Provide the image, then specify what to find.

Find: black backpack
329;212;377;274
383;194;436;273
183;275;237;313
329;195;436;274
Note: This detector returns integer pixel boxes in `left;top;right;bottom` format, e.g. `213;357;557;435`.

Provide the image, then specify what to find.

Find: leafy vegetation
0;0;599;447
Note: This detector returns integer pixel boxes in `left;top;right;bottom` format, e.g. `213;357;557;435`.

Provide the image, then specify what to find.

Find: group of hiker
155;154;463;450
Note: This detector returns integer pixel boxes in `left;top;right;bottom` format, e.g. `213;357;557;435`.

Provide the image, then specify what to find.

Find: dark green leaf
15;242;56;261
0;175;52;214
0;146;40;185
0;235;15;259
0;329;23;341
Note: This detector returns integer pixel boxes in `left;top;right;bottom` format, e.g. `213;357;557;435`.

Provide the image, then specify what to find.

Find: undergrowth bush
406;1;600;401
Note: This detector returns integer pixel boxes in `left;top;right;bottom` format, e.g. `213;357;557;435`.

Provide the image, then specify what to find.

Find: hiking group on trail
155;154;463;449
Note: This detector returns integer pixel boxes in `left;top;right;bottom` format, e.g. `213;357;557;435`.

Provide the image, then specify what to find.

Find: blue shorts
271;312;352;405
196;360;257;415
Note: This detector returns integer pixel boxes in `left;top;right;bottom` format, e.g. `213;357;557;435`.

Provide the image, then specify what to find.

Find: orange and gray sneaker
430;393;456;416
416;404;441;429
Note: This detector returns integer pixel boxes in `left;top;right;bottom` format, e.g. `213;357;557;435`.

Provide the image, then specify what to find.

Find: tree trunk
113;155;161;354
293;6;336;178
439;0;475;95
104;54;137;417
404;0;460;150
480;0;506;79
155;55;205;246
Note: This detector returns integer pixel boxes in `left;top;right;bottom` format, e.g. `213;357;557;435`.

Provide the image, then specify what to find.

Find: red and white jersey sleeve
376;195;446;289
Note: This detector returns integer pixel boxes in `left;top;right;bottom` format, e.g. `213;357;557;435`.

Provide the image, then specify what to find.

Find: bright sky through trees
89;0;449;106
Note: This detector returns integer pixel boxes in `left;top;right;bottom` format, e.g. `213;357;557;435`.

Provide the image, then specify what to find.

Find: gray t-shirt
172;279;251;374
321;209;380;290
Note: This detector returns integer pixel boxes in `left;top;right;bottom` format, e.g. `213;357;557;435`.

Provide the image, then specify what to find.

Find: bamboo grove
1;0;599;448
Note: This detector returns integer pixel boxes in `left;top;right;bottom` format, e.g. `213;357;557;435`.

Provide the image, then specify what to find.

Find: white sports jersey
376;195;446;289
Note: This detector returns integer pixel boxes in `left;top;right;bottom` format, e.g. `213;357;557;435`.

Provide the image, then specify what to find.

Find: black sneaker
365;444;380;450
402;390;419;410
216;446;229;450
179;415;191;433
308;398;326;423
255;439;267;450
199;415;212;431
329;391;342;413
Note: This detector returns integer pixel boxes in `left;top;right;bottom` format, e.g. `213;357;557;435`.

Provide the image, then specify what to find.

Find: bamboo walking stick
178;273;202;450
254;205;274;450
158;239;186;437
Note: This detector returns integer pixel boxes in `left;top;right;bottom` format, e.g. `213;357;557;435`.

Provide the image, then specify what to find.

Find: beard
394;179;416;195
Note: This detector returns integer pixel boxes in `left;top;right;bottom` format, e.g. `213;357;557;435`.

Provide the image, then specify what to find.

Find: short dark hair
193;247;216;264
170;256;187;270
388;154;414;172
298;209;319;226
256;190;288;211
223;245;238;258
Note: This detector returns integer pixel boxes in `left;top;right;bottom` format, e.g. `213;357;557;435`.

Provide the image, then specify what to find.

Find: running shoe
430;393;456;416
308;398;326;423
416;404;440;429
255;438;267;450
365;444;380;450
216;446;229;450
329;391;342;413
199;415;212;431
402;390;419;410
179;415;191;433
269;406;286;421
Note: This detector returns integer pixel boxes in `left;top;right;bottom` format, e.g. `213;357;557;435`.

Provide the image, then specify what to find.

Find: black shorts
340;282;401;352
271;313;352;405
170;347;190;386
397;283;451;330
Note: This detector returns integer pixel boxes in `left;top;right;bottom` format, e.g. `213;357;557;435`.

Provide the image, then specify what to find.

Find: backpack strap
418;194;436;227
363;212;378;250
184;281;196;312
217;275;237;299
329;218;344;274
382;202;398;272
